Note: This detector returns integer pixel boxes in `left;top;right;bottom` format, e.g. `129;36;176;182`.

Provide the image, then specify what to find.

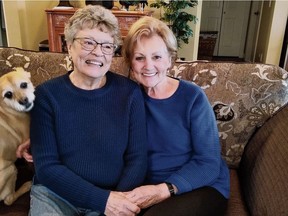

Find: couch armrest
239;104;288;215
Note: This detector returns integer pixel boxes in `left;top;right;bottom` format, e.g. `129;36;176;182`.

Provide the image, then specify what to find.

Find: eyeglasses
73;37;117;55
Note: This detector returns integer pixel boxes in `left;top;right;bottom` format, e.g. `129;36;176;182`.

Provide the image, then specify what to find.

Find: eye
153;55;162;60
102;44;113;50
20;82;28;89
83;39;94;46
135;56;145;61
4;91;13;99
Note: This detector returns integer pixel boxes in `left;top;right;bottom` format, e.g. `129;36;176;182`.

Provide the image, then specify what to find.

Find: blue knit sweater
30;71;147;213
143;79;230;199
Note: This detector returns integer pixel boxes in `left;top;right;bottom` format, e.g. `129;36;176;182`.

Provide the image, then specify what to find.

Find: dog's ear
14;67;25;73
14;67;31;78
24;71;31;78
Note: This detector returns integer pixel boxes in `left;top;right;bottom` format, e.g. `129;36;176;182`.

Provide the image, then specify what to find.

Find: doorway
200;0;263;62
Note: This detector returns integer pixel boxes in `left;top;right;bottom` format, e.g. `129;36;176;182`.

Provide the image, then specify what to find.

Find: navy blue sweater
31;71;147;213
143;80;230;199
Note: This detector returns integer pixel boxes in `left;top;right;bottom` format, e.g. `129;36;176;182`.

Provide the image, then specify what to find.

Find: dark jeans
139;186;228;216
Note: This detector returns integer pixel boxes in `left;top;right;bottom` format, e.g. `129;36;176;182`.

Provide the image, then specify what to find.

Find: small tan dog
0;68;35;205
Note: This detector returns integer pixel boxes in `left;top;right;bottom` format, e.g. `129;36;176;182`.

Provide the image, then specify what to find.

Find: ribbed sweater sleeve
30;72;147;213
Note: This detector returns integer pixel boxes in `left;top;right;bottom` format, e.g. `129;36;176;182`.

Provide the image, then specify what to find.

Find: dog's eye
4;91;13;99
20;82;28;89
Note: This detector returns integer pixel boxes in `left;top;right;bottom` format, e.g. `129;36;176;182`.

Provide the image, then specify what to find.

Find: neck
69;71;107;90
145;77;179;99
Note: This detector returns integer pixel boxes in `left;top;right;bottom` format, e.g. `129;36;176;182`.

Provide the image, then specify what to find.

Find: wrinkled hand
105;191;140;216
16;139;33;162
125;184;170;209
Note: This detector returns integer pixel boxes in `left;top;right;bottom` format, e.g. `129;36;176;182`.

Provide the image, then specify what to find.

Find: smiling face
131;35;172;90
67;27;114;85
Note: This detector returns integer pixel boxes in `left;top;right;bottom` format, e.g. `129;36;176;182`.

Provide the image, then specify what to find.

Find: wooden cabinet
45;8;153;52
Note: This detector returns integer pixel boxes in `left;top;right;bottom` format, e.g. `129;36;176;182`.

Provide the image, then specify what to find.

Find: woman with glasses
28;5;147;216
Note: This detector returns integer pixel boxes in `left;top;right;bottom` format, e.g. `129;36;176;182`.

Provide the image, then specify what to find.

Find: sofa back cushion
0;47;71;86
239;105;288;215
0;47;287;168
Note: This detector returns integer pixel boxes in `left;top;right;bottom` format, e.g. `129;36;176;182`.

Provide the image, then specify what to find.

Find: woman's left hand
16;138;33;162
125;183;170;209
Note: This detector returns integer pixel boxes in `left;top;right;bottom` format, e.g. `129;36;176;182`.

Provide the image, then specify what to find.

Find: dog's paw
4;194;14;206
22;180;32;192
4;181;32;205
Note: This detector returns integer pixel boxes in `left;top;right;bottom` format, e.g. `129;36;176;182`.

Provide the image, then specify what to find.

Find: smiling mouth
85;60;103;67
142;72;157;77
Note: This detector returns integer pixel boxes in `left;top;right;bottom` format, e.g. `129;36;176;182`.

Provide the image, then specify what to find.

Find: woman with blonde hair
122;16;230;216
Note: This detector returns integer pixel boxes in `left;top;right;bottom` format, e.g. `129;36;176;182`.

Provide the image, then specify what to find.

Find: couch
0;47;287;216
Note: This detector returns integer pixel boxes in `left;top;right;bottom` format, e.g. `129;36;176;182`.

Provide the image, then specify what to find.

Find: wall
265;0;288;65
178;2;201;61
255;0;288;65
3;1;55;50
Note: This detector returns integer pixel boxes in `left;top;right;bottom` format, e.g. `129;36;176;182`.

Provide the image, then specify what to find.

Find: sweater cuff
166;174;192;195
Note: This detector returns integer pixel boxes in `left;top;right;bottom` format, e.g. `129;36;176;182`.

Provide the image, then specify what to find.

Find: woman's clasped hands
125;184;171;209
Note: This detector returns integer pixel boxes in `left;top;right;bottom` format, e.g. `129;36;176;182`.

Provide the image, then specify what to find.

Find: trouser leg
141;186;228;216
29;184;79;216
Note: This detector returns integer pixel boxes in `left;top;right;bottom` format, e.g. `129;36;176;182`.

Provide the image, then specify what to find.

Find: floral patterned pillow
168;61;288;168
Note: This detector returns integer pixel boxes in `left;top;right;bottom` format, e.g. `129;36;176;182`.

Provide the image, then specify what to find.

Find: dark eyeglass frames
73;37;117;55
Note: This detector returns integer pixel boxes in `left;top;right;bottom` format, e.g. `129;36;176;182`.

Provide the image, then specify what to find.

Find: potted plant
150;0;198;48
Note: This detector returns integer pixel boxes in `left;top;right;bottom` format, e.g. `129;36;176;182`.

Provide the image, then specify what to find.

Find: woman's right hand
105;191;140;216
16;138;33;162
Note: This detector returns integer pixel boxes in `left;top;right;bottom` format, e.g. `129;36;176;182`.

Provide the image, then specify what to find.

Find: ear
128;67;135;80
67;42;72;55
25;71;31;78
167;56;172;69
13;67;31;78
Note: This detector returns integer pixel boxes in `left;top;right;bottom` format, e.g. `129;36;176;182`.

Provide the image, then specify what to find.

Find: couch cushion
168;61;288;168
0;47;72;86
239;104;288;215
226;169;249;216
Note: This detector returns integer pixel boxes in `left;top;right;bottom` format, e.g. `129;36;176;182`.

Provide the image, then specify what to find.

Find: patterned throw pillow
169;61;288;168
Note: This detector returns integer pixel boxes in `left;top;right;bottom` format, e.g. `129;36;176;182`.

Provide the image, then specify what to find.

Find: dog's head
0;68;35;112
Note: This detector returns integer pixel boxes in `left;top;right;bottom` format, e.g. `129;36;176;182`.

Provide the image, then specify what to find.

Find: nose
144;58;153;70
19;97;29;105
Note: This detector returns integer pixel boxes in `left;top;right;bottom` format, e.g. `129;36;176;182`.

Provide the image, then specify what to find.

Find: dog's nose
19;97;29;105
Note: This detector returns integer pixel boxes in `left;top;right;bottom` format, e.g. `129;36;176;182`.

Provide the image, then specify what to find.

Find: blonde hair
64;5;121;46
122;16;177;68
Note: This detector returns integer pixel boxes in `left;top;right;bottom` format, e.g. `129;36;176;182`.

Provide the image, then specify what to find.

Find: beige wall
265;0;288;65
178;2;201;61
255;0;288;65
3;1;55;50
